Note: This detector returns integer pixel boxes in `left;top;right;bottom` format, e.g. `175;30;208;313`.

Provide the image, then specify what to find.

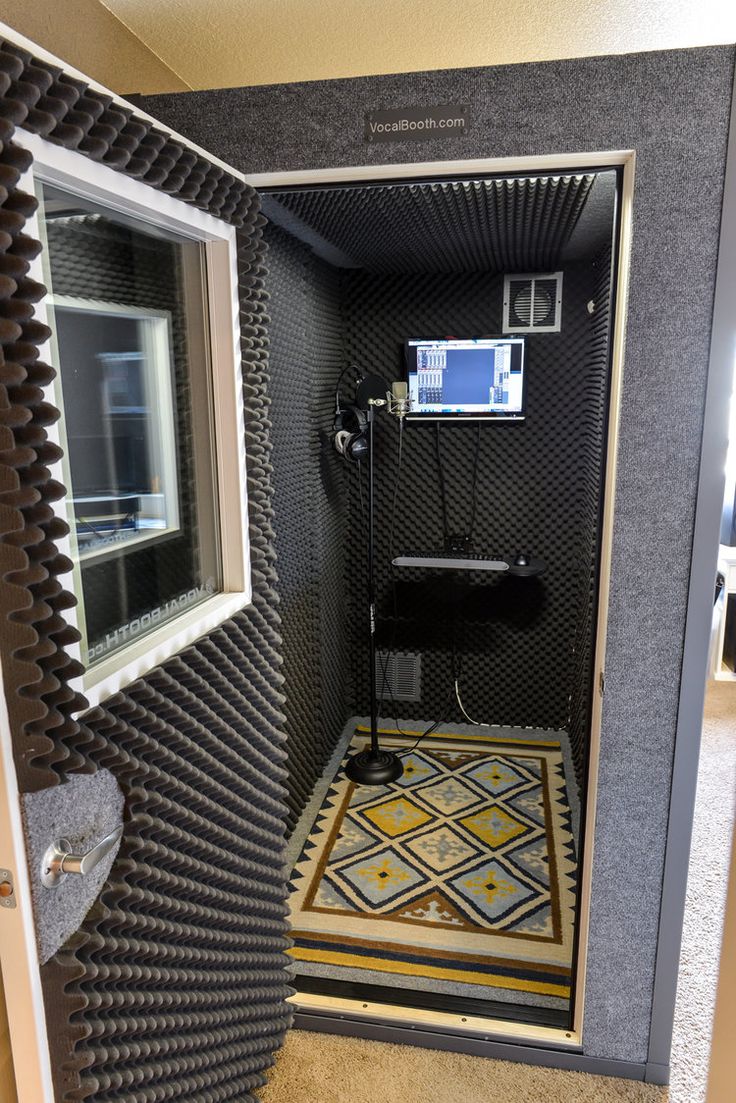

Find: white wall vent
503;272;563;333
376;651;421;702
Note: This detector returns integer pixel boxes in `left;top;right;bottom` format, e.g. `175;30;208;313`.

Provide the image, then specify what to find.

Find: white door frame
246;148;635;1051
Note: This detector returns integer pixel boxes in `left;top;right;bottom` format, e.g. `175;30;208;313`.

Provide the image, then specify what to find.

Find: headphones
332;367;386;462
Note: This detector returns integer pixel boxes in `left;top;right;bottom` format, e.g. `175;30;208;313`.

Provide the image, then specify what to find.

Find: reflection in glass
37;183;221;667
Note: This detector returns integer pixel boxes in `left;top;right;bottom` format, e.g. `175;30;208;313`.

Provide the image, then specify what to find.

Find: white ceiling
100;0;736;92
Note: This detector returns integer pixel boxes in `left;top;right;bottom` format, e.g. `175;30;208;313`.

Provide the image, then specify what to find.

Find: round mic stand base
345;747;404;786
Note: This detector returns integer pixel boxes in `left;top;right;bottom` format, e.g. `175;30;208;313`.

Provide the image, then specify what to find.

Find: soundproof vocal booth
0;23;734;1103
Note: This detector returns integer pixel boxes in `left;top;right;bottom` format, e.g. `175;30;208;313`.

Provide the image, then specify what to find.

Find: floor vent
376;651;421;701
503;272;563;333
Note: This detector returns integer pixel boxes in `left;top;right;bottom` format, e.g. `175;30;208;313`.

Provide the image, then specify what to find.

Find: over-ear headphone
332;366;386;462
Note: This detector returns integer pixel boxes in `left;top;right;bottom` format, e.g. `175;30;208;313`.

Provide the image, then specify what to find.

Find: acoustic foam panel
567;245;613;787
139;44;736;1066
263;174;595;273
340;259;607;787
0;38;292;1102
263;223;350;832
263;176;614;819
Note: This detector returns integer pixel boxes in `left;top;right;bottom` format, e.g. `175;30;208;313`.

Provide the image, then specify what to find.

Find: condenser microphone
387;381;410;419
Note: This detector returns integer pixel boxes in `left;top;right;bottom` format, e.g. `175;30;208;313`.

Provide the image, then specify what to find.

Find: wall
2;1;735;95
102;0;736;90
340;261;609;781
264;224;351;831
0;2;188;94
140;45;736;1073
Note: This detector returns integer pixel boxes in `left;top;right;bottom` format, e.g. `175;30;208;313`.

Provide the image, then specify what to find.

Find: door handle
41;824;124;888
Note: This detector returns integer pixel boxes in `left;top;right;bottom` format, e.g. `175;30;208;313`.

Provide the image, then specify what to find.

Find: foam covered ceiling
261;171;617;274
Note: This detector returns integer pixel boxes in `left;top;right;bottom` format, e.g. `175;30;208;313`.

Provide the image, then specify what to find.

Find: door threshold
290;989;581;1050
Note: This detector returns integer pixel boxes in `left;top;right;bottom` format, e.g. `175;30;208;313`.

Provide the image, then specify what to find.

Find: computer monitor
404;337;526;421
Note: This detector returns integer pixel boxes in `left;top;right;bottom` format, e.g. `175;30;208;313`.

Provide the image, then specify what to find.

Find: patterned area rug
288;727;576;1000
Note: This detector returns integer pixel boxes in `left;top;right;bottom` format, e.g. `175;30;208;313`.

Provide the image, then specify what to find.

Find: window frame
17;128;252;709
49;294;182;567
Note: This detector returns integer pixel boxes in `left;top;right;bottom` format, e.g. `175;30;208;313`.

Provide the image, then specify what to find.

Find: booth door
0;36;292;1103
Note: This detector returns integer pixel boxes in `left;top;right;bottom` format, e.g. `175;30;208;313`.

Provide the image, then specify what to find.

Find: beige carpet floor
669;679;736;1103
260;682;736;1103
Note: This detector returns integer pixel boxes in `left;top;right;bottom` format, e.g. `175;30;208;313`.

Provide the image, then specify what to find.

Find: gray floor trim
645;1062;671;1086
646;72;736;1072
293;1010;656;1081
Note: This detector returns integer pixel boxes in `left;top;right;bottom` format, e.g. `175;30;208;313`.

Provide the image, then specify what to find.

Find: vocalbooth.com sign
365;104;469;143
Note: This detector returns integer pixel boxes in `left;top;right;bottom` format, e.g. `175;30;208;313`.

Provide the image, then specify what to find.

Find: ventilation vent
503;272;563;333
376;651;422;701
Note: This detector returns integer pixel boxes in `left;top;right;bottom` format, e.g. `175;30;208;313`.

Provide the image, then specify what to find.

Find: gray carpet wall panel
140;45;736;1066
0;39;292;1102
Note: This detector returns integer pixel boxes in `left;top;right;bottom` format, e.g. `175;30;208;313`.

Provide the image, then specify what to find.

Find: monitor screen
404;337;526;420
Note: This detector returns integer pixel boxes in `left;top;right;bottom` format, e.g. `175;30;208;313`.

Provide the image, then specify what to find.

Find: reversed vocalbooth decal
365;104;469;143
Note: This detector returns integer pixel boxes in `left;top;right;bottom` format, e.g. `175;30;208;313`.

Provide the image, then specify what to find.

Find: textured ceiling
261;172;617;274
99;0;736;91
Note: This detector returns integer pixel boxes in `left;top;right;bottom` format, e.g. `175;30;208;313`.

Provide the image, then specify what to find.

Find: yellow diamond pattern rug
288;727;577;1000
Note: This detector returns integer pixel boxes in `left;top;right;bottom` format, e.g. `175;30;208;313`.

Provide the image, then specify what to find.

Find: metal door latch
0;868;16;908
41;824;123;889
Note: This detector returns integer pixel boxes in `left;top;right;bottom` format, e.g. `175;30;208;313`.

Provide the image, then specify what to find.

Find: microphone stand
345;401;404;786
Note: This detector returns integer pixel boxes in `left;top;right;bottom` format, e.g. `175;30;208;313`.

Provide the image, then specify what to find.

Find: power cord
435;421;449;545
467;422;482;545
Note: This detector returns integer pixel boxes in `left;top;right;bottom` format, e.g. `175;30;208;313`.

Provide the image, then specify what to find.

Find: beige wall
101;0;736;92
2;1;736;95
0;0;188;93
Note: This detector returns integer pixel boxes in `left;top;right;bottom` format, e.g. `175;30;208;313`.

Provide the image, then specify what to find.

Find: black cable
333;362;356;418
435;421;449;545
356;458;366;527
396;687;456;758
388;418;404;561
467;422;482;544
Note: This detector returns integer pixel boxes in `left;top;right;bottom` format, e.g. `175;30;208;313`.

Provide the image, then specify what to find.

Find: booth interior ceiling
0;38;292;1103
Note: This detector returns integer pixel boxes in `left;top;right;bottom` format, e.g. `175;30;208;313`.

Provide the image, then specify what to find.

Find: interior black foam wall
567;246;613;784
0;38;292;1102
263;223;349;830
341;262;607;768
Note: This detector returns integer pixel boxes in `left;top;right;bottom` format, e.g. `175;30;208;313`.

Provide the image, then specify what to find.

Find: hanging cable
435;421;449;545
333;362;357;417
455;679;483;726
356;458;366;527
467;422;482;544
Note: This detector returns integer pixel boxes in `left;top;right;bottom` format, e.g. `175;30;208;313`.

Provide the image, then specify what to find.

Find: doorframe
247;149;635;1053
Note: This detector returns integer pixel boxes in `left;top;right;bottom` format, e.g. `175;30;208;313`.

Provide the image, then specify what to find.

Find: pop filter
355;373;387;410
